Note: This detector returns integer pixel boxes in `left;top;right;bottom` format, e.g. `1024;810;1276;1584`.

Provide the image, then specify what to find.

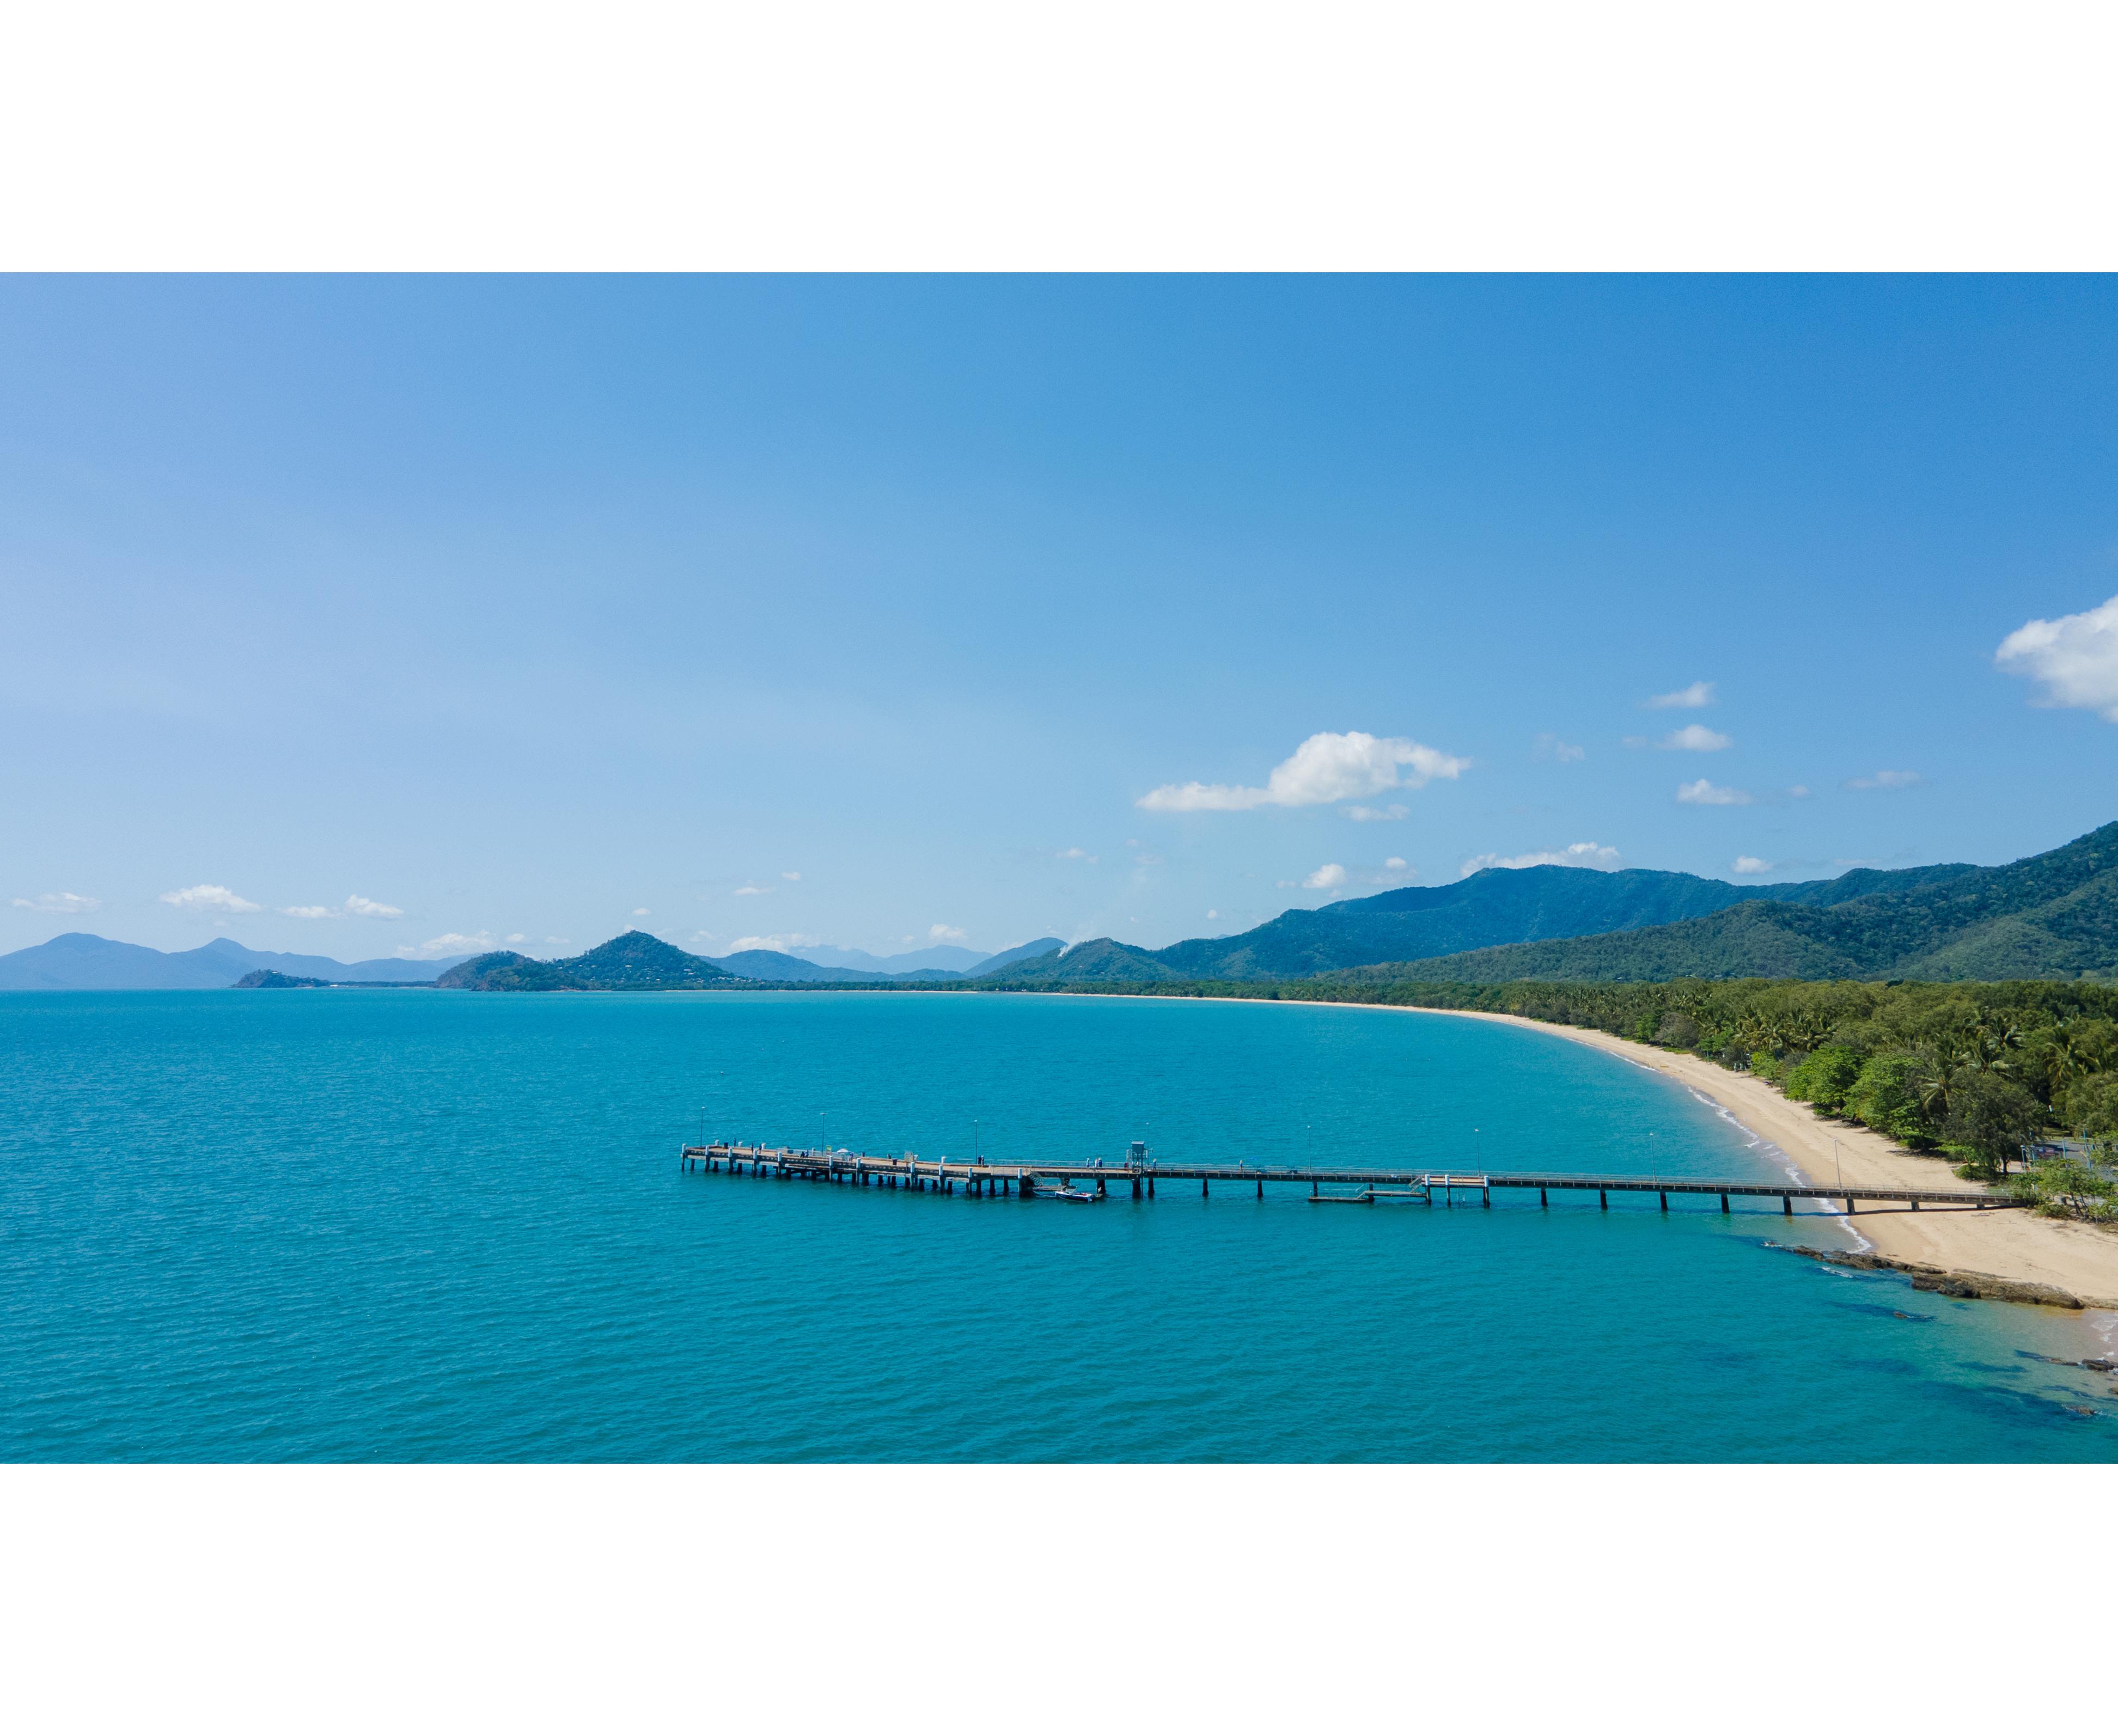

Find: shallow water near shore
1;988;2112;1461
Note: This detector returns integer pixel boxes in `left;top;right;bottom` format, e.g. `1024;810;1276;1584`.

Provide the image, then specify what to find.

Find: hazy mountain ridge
0;933;469;990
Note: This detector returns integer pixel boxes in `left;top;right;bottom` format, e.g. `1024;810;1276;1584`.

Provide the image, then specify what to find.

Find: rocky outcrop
1766;1240;2109;1310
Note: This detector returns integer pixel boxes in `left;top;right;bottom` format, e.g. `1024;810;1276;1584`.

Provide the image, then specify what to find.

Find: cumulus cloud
396;931;496;959
161;884;261;914
1996;594;2118;718
1460;842;1622;876
1344;804;1408;822
1731;856;1776;875
733;884;768;896
730;932;821;953
1676;779;1753;806
1844;769;1922;791
1657;724;1731;751
1206;909;1219;920
1302;864;1348;890
632;907;651;916
1534;733;1586;762
14;891;100;914
929;923;969;943
1057;847;1099;864
1138;731;1468;812
1646;681;1714;710
506;933;527;944
780;870;801;881
284;895;404;919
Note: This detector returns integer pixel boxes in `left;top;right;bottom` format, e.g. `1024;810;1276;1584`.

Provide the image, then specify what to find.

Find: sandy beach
1371;1003;2118;1319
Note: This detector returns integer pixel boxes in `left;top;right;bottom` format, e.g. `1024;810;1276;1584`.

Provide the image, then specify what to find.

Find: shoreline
1173;991;2118;1330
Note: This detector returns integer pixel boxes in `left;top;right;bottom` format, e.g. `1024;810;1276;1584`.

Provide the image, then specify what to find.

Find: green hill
439;931;738;991
1349;822;2118;984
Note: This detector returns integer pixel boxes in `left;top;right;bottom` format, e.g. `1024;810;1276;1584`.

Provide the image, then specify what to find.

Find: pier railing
679;1144;2018;1215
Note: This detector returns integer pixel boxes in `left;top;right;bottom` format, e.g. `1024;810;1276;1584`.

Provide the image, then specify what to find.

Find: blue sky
4;274;2117;962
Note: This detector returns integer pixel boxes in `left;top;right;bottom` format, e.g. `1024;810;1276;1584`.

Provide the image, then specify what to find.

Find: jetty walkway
680;1142;2018;1216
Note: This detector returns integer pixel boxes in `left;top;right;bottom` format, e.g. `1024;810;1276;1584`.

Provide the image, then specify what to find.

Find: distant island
233;970;437;989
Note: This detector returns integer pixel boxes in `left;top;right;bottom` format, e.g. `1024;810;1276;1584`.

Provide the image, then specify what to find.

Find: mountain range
0;933;469;990
704;937;1062;982
987;822;2118;986
20;823;2118;995
440;932;1067;990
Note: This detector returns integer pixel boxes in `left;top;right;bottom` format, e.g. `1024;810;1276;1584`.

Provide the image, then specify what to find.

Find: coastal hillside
1345;821;2118;984
980;858;1980;985
440;931;738;991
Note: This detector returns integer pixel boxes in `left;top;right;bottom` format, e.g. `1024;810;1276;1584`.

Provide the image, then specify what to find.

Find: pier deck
679;1144;2016;1215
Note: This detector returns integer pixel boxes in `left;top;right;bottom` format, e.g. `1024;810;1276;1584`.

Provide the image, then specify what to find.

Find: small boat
1047;1184;1100;1202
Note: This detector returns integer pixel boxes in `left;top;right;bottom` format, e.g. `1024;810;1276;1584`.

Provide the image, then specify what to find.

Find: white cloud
1676;779;1753;806
1844;769;1922;791
1138;731;1468;812
1134;853;1166;867
1646;681;1714;710
1057;847;1099;863
1997;594;2118;719
14;891;101;914
1344;803;1408;822
632;907;651;916
1657;724;1732;751
1534;733;1586;762
730;932;822;953
1206;909;1219;920
1303;864;1348;890
929;923;969;943
733;885;768;896
506;933;527;944
161;884;261;914
1460;842;1622;876
281;895;403;920
395;931;496;959
1385;856;1407;869
781;871;801;881
1731;856;1776;875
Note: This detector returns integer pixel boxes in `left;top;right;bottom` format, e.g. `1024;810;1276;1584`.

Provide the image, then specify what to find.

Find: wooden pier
679;1143;2019;1215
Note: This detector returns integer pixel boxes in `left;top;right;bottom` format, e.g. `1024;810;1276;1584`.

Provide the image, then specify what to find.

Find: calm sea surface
1;989;2111;1460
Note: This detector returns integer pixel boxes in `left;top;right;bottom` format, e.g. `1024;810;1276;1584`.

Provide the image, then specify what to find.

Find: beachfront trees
1940;1071;2044;1179
1783;1044;1862;1115
2011;1155;2118;1222
1845;1052;1933;1146
2061;1072;2118;1154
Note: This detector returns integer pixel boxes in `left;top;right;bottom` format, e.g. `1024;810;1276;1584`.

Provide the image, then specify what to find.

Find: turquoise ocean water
1;988;2112;1460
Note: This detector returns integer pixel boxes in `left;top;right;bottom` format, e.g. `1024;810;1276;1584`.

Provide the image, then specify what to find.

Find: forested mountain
982;858;1982;985
1344;822;2118;984
440;932;738;991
